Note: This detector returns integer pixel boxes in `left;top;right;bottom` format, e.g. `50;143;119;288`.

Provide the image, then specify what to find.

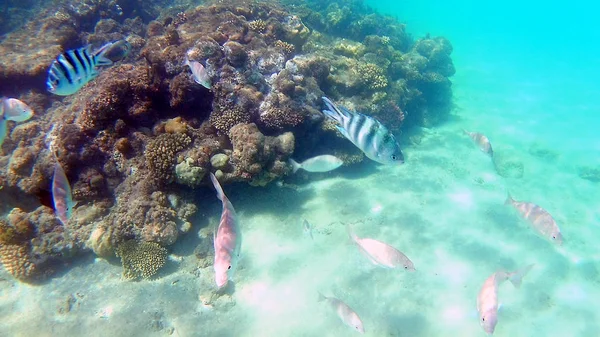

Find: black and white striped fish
322;97;404;165
46;40;130;96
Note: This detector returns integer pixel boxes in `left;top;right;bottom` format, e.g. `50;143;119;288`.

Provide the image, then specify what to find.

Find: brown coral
145;133;192;183
248;19;267;33
0;244;38;281
115;240;167;280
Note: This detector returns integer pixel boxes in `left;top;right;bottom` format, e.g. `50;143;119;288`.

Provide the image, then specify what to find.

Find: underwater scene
1;0;599;336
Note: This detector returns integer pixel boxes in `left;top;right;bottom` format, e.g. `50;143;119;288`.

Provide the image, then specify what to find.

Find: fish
0;98;34;146
46;40;128;96
477;264;534;335
322;97;404;165
303;219;314;240
209;172;241;289
184;55;211;89
463;129;493;157
505;194;563;245
318;292;365;334
289;155;343;173
348;225;415;271
52;162;75;229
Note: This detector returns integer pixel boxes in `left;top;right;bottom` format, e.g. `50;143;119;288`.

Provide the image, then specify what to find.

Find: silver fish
0;98;34;146
348;225;415;271
505;194;563;245
463;129;493;157
322;97;404;165
210;173;241;289
477;264;534;335
185;55;211;89
289;155;343;173
46;40;127;96
318;293;365;334
52;162;75;229
303;219;314;240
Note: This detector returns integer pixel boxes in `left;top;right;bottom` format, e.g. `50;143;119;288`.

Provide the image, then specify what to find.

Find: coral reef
115;240;168;280
0;0;455;278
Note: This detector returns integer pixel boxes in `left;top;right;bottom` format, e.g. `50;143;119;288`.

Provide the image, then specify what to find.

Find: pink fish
477;264;534;335
210;173;241;289
318;292;365;334
348;225;415;271
463;129;493;157
506;194;563;245
52;162;75;228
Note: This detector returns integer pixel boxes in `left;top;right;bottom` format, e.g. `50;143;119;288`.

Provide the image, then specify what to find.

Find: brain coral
115;240;167;280
0;244;38;281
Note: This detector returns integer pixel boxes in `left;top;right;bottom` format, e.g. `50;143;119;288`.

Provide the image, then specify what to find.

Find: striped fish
463;129;493;157
505;194;563;245
46;40;130;96
322;97;404;165
52;162;75;230
210;173;242;289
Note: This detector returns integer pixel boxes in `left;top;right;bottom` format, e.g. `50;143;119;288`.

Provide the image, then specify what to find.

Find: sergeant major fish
348;225;415;271
289;155;343;173
463;129;493;157
318;292;365;334
505;194;563;245
477;264;534;335
184;54;211;89
210;173;241;289
46;39;130;96
0;98;34;147
322;97;404;165
52;162;75;233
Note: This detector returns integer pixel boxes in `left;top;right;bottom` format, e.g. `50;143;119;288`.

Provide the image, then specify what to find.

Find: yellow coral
248;19;267;33
209;106;251;133
115;240;167;280
0;244;38;281
359;63;388;90
274;40;295;55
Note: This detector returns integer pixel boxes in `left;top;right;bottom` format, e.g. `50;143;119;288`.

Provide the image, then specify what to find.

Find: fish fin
508;264;534;289
209;172;226;202
321;97;348;124
346;223;359;242
289;158;301;173
335;125;350;139
317;292;326;302
462;129;471;136
0;119;7;147
505;192;514;205
92;43;115;66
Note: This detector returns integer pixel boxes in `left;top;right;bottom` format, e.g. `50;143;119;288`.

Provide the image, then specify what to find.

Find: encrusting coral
115;240;168;280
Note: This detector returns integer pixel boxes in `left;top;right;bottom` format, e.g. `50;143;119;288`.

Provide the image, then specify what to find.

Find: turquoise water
1;1;600;336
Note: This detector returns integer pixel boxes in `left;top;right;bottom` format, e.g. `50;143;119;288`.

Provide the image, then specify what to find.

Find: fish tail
505;192;514;205
508;264;534;289
462;129;470;136
209;172;226;202
0;119;7;147
92;42;116;66
346;223;359;243
317;292;327;302
321;97;348;124
289;158;301;173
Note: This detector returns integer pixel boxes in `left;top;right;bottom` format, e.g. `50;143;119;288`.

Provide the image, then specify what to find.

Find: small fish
289;155;343;173
52;162;75;228
302;219;314;240
184;55;211;89
0;98;34;146
46;40;128;96
505;194;563;245
477;264;534;335
318;292;365;334
322;97;404;165
210;173;241;289
463;129;493;157
348;225;415;271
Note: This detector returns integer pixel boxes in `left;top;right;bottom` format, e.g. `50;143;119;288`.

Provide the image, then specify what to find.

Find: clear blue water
2;1;600;336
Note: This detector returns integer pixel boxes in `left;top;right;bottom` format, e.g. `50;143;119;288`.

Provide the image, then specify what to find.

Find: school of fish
0;38;571;336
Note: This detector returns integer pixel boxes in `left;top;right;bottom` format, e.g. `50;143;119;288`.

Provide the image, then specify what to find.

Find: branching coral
359;63;388;90
115;240;167;280
209;106;252;134
145;133;192;183
274;40;295;56
248;19;267;33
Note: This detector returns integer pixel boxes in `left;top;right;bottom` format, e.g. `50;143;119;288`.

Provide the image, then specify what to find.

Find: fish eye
391;155;397;160
227;265;231;270
404;266;408;269
482;317;485;322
